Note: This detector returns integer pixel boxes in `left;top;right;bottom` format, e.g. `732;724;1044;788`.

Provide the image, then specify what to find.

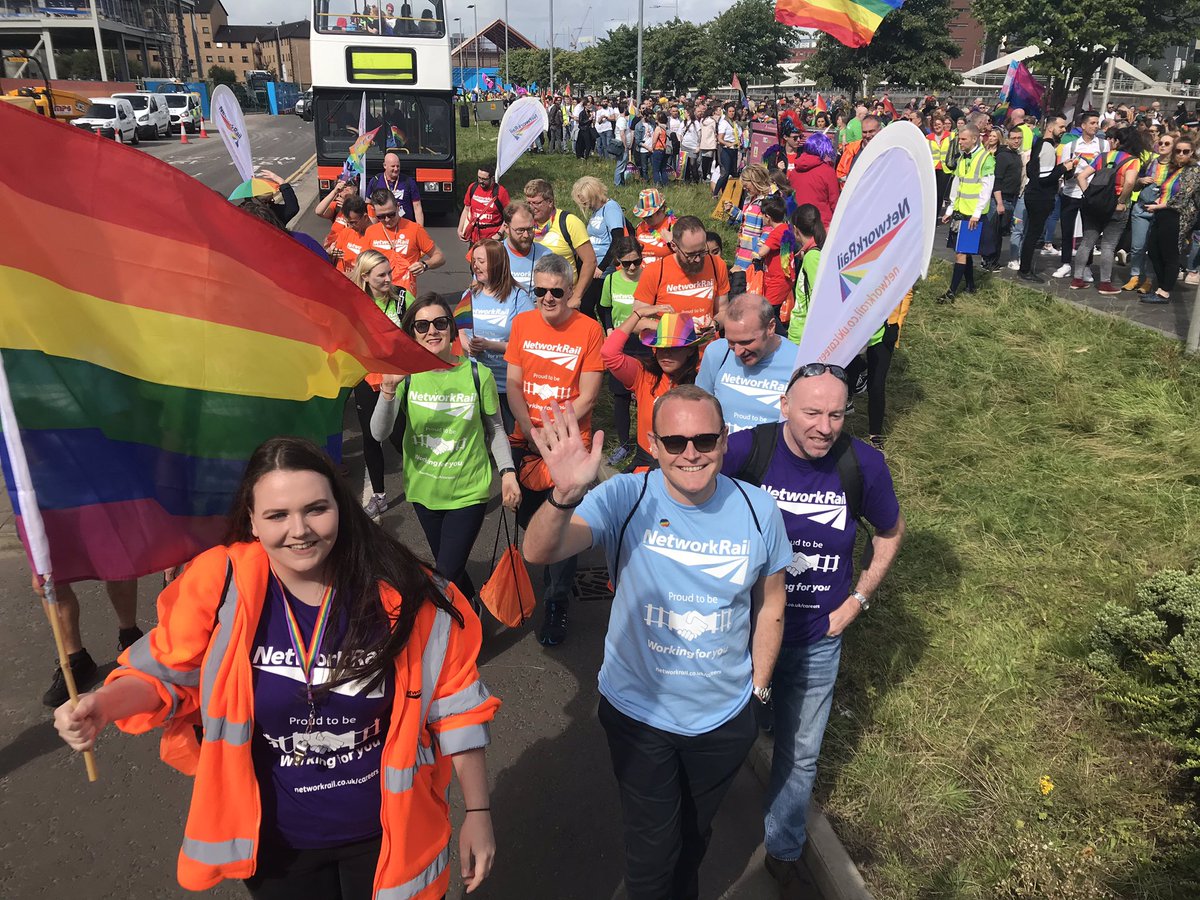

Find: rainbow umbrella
228;177;280;201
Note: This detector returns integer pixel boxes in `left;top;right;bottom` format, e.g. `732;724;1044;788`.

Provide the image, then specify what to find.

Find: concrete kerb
747;735;875;900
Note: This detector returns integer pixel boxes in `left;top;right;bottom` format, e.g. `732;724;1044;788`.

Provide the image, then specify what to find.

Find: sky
230;0;731;46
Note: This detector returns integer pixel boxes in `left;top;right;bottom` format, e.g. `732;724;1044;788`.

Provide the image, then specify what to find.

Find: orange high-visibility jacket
836;139;864;184
107;541;500;897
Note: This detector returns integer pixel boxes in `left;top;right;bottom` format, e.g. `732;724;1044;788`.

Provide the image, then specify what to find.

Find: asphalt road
0;115;782;899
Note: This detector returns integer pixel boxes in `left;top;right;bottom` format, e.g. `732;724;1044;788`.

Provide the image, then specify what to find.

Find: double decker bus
310;1;457;216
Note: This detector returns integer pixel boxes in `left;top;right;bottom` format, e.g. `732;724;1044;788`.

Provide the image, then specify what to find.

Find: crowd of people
47;84;1199;900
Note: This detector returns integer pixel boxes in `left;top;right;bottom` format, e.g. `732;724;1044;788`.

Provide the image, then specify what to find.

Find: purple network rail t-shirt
723;428;900;645
250;579;394;848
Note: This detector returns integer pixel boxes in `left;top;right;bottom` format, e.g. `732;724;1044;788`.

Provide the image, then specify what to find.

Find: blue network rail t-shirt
723;428;900;645
696;337;799;433
576;471;791;735
463;285;535;392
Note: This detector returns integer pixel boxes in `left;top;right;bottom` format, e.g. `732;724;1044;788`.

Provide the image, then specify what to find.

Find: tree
706;0;798;86
594;24;639;92
803;0;961;95
501;49;549;86
644;21;712;94
1178;62;1200;84
208;65;237;86
974;0;1200;112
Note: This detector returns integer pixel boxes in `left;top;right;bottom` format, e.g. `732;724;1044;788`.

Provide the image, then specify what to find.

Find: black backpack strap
613;470;651;586
830;433;864;525
725;475;763;535
733;421;780;487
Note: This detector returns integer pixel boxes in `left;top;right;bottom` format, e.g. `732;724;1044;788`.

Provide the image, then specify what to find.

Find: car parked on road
73;97;138;144
112;91;170;139
295;89;313;121
164;92;202;133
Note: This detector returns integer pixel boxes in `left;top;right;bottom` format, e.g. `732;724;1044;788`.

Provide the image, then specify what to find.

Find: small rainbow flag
453;292;473;331
387;125;406;149
346;125;381;174
775;0;905;48
815;93;827;113
0;104;445;583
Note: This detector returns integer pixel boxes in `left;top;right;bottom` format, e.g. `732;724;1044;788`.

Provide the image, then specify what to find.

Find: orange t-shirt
504;309;605;437
635;219;674;260
334;227;370;273
633;253;730;319
364;220;435;287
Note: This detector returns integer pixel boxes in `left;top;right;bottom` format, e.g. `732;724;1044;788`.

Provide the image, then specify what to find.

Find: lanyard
272;571;335;707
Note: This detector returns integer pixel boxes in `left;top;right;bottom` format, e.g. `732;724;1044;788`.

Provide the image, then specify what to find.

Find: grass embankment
456;124;1200;898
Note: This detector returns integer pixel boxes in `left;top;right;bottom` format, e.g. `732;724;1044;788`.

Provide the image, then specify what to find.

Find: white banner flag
210;85;254;183
794;122;937;368
495;97;549;181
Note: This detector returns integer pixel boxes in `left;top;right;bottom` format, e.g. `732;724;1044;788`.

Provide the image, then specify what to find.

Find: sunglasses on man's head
412;316;451;334
787;362;848;391
534;286;566;298
653;432;723;454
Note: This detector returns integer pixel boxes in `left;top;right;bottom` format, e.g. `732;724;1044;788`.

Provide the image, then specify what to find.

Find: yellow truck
2;84;91;120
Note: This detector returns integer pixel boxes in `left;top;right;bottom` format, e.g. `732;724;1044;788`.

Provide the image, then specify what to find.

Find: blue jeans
544;554;578;605
651;149;668;185
764;635;842;861
1008;195;1027;262
597;130;612;158
1129;206;1155;277
615;146;629;186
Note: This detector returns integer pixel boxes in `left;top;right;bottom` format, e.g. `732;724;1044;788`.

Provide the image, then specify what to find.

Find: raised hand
528;401;604;501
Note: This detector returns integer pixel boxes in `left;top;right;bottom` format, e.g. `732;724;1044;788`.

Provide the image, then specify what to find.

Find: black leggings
245;837;380;900
413;501;488;598
1020;190;1055;274
845;323;899;436
353;382;402;495
1148;208;1182;291
580;275;604;320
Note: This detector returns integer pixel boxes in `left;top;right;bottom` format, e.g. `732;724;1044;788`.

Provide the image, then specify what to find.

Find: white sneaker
1052;264;1072;278
1186;271;1200;286
1041;244;1059;255
1082;269;1094;283
1006;260;1020;271
1115;249;1128;266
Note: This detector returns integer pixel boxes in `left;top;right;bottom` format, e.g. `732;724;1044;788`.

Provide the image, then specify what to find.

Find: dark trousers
714;147;739;195
1148;208;1182;291
1059;194;1083;265
580;275;605;320
983;193;1017;265
353;382;403;495
598;696;757;900
245;836;381;900
844;322;899;436
935;169;951;209
1020;190;1056;274
413;502;488;599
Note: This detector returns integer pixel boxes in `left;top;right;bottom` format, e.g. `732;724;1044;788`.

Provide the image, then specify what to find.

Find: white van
112;91;170;139
164;92;202;133
73;97;139;144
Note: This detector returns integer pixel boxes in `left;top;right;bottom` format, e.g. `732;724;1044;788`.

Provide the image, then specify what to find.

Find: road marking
286;153;317;184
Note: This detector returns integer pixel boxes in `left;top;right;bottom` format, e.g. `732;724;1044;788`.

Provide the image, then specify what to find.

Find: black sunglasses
619;256;643;268
653;432;724;454
412;316;451;334
787;362;848;391
534;286;566;298
377;208;399;218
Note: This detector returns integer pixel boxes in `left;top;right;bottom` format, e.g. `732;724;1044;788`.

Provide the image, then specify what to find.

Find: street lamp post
635;0;643;108
549;0;555;93
467;3;479;132
453;16;462;91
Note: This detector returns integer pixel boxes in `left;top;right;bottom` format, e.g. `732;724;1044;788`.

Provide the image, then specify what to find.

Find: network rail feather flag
0;103;446;583
775;0;904;48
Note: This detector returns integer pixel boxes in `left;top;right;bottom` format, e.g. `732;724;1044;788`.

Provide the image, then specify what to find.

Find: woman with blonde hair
729;163;775;295
346;249;406;519
571;174;628;320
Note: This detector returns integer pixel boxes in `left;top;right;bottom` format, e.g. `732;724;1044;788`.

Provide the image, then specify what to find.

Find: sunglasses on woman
412;316;451;334
534;286;566;298
619;256;643;268
652;432;724;454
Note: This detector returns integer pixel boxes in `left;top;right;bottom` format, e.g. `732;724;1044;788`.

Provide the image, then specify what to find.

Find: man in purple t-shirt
722;363;905;891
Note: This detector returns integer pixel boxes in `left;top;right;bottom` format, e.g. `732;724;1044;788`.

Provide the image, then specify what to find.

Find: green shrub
1088;570;1200;785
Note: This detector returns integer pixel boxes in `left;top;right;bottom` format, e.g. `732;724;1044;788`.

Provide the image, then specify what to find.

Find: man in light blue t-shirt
525;386;789;899
502;200;553;294
697;294;799;433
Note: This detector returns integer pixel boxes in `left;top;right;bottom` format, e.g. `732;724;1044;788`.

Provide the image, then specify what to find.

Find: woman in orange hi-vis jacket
53;436;501;899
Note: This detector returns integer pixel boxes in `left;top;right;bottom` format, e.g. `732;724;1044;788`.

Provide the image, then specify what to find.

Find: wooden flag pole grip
43;601;99;782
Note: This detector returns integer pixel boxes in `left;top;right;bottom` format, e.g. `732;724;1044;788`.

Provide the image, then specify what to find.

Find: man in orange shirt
329;195;371;273
836;115;880;184
633;215;730;326
363;189;445;290
505;253;604;646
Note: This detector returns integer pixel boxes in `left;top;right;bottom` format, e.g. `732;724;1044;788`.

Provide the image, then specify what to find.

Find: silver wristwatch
752;684;772;704
852;590;870;611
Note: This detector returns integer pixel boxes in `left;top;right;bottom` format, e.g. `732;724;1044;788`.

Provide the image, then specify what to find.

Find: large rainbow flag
775;0;905;48
0;103;445;583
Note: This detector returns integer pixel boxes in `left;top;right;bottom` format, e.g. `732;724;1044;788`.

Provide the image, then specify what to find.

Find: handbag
478;508;535;628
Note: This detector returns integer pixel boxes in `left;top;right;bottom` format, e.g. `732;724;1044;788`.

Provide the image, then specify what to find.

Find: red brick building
948;0;988;72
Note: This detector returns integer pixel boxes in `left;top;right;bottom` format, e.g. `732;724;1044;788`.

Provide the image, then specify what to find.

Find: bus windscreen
315;91;452;162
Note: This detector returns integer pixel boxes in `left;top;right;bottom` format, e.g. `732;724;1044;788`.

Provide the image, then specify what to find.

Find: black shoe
42;649;98;708
852;369;869;396
935;290;956;304
538;600;568;646
118;625;144;651
1018;271;1044;284
765;854;818;898
869;434;885;451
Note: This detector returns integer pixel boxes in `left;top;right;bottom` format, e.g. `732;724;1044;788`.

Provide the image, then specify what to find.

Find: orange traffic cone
179;120;189;144
199;118;209;138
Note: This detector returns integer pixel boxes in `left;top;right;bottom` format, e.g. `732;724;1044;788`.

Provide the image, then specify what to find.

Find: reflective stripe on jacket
953;145;991;216
927;133;950;170
107;541;500;898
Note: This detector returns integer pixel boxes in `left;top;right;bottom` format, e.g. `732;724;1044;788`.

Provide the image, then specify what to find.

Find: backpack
465;181;502;233
556;208;583;275
1080;161;1118;225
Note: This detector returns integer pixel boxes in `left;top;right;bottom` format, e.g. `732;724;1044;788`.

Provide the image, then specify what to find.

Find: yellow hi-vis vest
954;145;993;216
928;132;950;170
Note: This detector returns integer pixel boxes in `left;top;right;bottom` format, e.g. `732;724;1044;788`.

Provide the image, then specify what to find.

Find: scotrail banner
210;85;254;183
495;96;549;181
793;121;936;368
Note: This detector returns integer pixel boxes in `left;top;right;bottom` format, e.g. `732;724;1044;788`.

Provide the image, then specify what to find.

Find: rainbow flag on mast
775;0;905;48
0;104;446;583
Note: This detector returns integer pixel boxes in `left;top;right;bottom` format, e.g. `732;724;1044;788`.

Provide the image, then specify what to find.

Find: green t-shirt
399;358;499;510
600;269;639;328
841;117;862;145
